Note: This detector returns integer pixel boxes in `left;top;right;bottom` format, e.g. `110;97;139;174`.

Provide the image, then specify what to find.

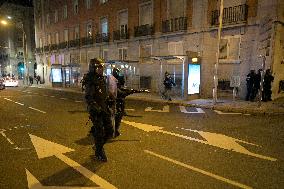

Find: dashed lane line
28;107;46;114
144;150;252;189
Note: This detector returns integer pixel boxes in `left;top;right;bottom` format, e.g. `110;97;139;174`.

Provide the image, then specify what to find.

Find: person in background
262;69;274;101
245;70;255;101
162;71;176;101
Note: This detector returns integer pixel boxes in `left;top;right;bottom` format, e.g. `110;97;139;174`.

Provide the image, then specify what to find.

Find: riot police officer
263;69;274;101
84;58;113;161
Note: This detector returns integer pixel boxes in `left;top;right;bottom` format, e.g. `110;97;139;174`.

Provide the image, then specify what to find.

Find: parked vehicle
0;78;5;90
3;77;19;87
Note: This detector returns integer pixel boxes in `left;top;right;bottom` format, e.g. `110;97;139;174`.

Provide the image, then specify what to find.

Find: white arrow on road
145;105;169;112
179;106;205;114
122;120;276;161
26;134;117;189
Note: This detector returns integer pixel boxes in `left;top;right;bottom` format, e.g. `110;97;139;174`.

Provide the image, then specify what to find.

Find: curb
26;85;284;115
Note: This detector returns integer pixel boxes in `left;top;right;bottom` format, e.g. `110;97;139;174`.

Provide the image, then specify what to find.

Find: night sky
0;0;33;7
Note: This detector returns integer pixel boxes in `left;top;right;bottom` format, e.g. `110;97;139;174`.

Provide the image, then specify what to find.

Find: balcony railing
113;30;129;41
50;44;58;51
69;39;80;48
58;42;68;49
162;17;188;33
95;33;110;43
134;24;154;37
81;36;94;46
211;4;248;26
35;47;43;53
43;45;50;52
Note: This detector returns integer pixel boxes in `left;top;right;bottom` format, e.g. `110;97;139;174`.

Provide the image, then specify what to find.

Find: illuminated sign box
188;64;200;95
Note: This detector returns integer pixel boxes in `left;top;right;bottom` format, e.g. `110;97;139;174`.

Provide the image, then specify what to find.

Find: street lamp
0;17;28;83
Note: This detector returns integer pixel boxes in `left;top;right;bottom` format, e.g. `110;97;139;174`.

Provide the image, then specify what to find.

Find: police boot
95;147;107;162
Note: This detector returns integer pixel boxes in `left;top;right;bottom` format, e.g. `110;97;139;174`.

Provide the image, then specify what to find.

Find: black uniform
245;70;255;101
262;69;274;101
84;59;113;161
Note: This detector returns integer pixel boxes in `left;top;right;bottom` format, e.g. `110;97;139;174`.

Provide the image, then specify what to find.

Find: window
168;41;183;55
118;10;128;34
119;48;128;60
140;45;152;57
64;29;69;42
219;36;241;63
74;0;79;14
139;2;153;25
100;0;108;4
54;10;58;23
86;0;91;9
101;17;108;34
63;5;68;19
75;26;80;39
46;14;50;25
86;22;92;37
55;32;59;44
167;0;185;18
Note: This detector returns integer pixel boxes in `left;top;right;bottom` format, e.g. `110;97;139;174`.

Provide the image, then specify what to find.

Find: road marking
0;129;14;145
4;97;13;102
122;120;276;161
144;150;252;189
43;94;48;96
179;106;205;114
14;101;24;106
145;105;169;112
214;110;242;115
60;97;67;100
75;100;83;103
50;96;55;98
27;134;117;189
125;108;135;111
28;107;46;114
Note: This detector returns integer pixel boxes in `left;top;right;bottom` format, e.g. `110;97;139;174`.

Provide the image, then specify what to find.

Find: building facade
0;2;35;80
33;0;284;100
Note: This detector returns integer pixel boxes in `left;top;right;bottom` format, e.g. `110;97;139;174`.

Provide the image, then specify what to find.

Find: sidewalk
27;83;284;115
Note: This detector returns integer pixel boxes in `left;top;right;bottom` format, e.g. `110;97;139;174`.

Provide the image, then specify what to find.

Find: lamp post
213;0;224;104
1;17;28;84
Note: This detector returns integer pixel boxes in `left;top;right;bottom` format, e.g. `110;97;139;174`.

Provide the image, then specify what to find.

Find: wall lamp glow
192;57;198;63
1;20;8;25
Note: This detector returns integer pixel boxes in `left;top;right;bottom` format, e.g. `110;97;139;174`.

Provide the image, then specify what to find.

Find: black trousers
89;110;113;153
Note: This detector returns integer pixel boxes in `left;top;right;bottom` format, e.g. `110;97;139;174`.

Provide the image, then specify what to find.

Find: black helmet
112;67;120;79
89;58;104;72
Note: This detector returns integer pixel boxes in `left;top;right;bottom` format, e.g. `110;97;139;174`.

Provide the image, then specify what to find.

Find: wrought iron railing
43;45;50;52
35;47;43;53
69;39;80;48
81;36;94;46
211;4;248;26
95;33;110;43
58;42;68;49
113;30;129;40
50;44;58;51
162;17;187;33
134;24;154;37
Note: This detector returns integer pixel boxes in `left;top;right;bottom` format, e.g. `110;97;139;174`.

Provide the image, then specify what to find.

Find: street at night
0;87;283;189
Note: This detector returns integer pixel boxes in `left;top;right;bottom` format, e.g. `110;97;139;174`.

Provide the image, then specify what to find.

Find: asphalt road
0;86;283;189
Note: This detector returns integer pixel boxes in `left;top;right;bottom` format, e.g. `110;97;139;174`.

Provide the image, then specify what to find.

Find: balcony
162;17;188;33
134;24;154;37
58;42;68;49
81;36;94;46
35;47;43;53
50;44;58;51
113;30;129;41
95;33;110;43
43;45;50;52
211;4;248;26
69;39;80;48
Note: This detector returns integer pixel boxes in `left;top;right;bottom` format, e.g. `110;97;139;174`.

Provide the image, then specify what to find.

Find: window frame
138;1;153;25
73;0;79;15
118;47;128;60
219;35;241;64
